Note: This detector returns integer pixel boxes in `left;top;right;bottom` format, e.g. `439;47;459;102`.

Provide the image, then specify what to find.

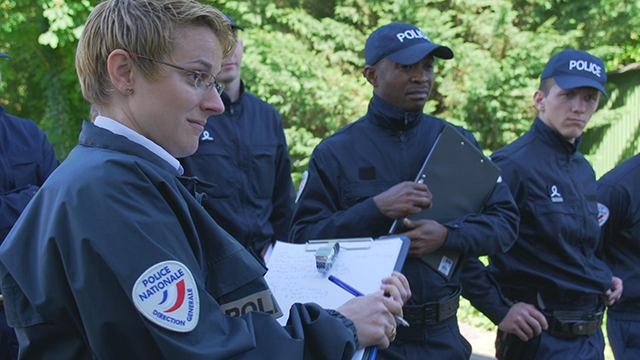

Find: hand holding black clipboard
389;124;501;280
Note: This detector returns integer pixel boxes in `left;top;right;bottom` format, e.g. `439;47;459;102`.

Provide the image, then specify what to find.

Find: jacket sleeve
269;125;296;243
0;125;59;242
0;172;356;360
596;181;629;258
459;154;526;324
439;137;520;256
289;146;390;243
0;185;40;241
460;257;512;325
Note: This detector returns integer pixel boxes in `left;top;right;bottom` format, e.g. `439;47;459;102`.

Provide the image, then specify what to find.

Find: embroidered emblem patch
597;202;610;227
132;260;200;332
201;130;214;141
549;185;564;203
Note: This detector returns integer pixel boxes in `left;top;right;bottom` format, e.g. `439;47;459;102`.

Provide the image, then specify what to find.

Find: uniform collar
369;94;422;131
532;117;581;155
94;116;184;175
221;80;246;111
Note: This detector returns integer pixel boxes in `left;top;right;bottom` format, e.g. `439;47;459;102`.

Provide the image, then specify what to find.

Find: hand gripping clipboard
389;124;501;280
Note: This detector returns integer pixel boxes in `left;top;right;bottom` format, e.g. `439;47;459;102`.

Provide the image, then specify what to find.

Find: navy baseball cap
0;51;10;59
542;49;608;98
224;14;244;31
364;23;453;66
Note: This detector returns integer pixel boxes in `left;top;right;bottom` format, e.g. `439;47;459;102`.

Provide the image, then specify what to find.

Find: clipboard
263;236;410;360
389;124;501;280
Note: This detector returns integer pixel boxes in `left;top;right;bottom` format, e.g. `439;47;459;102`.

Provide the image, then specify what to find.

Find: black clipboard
389;124;501;280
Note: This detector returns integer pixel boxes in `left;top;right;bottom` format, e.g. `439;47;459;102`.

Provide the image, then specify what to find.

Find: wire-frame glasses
128;52;224;95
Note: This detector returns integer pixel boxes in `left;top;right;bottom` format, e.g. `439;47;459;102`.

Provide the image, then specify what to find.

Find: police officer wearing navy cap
290;22;519;359
597;152;640;359
0;50;59;360
461;49;623;360
179;15;296;259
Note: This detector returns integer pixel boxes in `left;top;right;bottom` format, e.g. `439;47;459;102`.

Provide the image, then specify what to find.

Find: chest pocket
532;200;591;247
250;147;275;199
1;273;45;328
190;145;235;199
340;181;396;209
9;152;43;189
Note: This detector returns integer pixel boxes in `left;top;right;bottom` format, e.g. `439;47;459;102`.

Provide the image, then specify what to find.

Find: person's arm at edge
269;123;296;244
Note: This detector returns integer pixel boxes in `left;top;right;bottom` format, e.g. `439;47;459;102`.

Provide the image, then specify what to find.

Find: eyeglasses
128;52;224;95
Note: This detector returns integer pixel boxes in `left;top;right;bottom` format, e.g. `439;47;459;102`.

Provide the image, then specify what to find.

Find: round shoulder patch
132;260;200;332
597;202;610;227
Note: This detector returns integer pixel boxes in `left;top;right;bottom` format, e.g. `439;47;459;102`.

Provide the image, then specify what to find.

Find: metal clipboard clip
306;238;373;273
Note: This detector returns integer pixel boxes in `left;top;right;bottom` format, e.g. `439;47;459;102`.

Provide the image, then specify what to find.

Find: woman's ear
107;49;136;95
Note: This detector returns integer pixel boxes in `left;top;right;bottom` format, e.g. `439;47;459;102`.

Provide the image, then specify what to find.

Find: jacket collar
368;94;422;131
532;117;581;155
79;120;180;175
221;80;246;111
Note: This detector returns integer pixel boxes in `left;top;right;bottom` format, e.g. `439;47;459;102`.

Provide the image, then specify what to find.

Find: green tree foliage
1;0;639;182
0;0;96;159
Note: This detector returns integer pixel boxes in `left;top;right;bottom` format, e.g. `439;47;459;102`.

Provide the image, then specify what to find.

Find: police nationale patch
132;260;200;332
597;202;610;227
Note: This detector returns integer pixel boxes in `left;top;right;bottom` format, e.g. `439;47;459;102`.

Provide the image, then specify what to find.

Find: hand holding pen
331;272;411;358
329;275;410;328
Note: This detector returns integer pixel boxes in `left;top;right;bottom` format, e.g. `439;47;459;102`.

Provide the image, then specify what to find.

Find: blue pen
328;276;408;360
328;275;364;296
328;275;410;327
328;276;377;360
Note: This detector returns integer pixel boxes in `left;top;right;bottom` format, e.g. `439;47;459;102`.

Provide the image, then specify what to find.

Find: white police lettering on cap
568;60;602;77
396;29;431;43
597;202;610;227
132;260;200;332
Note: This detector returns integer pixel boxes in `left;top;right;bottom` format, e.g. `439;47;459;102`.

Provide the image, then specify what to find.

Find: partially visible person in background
179;15;295;259
598;152;640;359
0;50;59;360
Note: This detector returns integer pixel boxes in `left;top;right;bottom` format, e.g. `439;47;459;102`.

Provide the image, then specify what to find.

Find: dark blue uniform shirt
0;105;58;242
598;153;640;314
180;82;295;253
470;118;612;320
290;95;519;305
0;121;357;359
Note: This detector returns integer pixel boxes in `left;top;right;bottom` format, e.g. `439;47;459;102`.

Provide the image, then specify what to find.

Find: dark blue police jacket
0;121;356;359
180;82;296;254
0;105;58;242
487;118;611;307
290;95;519;305
598;153;640;315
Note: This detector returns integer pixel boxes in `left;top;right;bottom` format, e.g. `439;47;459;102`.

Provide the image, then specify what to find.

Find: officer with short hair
0;2;410;357
597;152;640;359
462;49;623;360
290;22;519;359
